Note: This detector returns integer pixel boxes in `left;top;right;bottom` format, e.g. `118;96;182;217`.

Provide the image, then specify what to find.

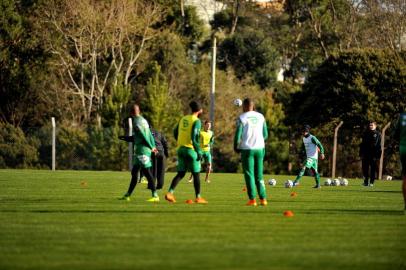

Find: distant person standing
119;104;159;202
188;120;214;183
149;128;169;190
234;98;268;206
359;121;382;187
395;112;406;212
292;125;325;188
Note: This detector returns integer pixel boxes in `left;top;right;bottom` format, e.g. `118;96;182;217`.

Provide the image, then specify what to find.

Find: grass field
0;169;405;270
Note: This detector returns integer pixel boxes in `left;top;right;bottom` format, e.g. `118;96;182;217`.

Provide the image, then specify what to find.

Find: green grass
0;170;405;270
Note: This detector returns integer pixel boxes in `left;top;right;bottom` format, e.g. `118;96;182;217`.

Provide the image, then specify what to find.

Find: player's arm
173;123;179;140
191;120;202;154
209;134;214;146
375;132;382;159
311;136;325;159
263;120;268;141
161;133;169;158
137;122;156;149
233;118;243;153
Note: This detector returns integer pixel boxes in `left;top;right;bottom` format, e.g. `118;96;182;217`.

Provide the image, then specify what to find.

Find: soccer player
188;120;214;183
359;121;382;187
234;98;268;206
119;104;159;202
395;112;406;212
293;125;325;188
165;101;208;204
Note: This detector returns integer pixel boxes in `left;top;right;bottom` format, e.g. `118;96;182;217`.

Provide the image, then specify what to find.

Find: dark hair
303;124;311;132
204;120;211;125
189;101;201;112
242;98;254;107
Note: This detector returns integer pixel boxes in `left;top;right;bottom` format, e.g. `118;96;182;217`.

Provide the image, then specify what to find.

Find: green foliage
101;76;131;128
0;0;50;127
0;122;39;168
219;27;280;88
55;126;89;170
142;62;171;131
287;49;406;177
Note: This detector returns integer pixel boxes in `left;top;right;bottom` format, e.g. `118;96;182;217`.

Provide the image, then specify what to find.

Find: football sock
192;172;201;197
295;168;305;182
169;171;186;193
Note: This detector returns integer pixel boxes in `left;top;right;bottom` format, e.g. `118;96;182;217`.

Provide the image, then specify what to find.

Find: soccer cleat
187;178;193;183
206;179;211;183
313;185;321;189
165;192;176;203
140;178;148;184
369;183;374;187
259;199;268;206
292;181;300;187
146;196;160;203
119;195;131;201
246;199;257;206
195;197;208;204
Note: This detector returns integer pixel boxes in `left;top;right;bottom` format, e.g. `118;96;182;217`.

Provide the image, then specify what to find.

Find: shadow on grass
0;208;404;216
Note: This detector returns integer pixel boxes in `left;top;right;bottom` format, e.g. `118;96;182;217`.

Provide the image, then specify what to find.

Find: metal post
332;121;343;178
128;117;133;171
51;117;56;171
210;37;216;127
379;122;390;180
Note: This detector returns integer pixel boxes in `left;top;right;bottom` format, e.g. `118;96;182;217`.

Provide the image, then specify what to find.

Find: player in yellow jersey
188;120;214;183
165;101;208;204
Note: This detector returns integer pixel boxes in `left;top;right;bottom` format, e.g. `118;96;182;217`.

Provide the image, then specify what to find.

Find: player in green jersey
395;112;406;212
119;104;159;202
188;120;214;183
234;98;268;206
293;125;325;188
165;101;208;204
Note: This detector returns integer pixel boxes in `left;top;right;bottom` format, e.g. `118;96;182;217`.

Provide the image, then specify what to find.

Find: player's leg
400;146;406;211
369;158;377;186
204;152;212;183
253;149;267;205
189;149;207;203
294;158;310;185
311;159;320;188
165;148;187;202
120;164;141;200
361;158;369;186
242;150;257;205
156;154;165;190
142;167;159;202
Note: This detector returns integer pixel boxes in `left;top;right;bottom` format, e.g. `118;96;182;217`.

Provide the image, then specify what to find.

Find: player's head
302;124;311;136
189;101;203;116
204;120;211;131
242;98;254;112
131;104;140;116
368;120;376;131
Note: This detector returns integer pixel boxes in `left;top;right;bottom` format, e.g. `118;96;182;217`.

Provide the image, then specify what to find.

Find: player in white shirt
234;98;268;206
293;125;325;188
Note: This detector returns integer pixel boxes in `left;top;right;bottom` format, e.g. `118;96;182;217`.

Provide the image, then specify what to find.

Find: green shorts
133;147;152;168
201;151;212;164
176;147;201;173
401;145;406;176
304;157;318;172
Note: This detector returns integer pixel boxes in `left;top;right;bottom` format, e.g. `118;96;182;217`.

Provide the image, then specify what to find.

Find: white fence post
51;117;56;171
332;121;343;178
128;117;133;171
379;122;390;180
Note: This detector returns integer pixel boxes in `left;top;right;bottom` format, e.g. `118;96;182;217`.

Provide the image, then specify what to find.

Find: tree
0;0;51;127
40;0;162;125
286;49;406;177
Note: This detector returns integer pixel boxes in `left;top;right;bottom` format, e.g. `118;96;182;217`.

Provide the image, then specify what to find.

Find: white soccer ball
268;179;277;186
285;180;293;188
233;98;242;107
324;178;332;186
340;178;349;186
332;179;340;186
